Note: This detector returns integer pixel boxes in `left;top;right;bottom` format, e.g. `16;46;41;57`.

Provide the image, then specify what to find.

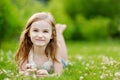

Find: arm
56;24;68;62
53;60;63;75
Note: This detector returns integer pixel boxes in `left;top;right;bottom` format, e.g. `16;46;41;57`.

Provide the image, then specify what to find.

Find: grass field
1;40;120;80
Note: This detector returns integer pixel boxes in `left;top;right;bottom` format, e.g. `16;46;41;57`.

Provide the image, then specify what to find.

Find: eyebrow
43;29;52;32
32;27;51;31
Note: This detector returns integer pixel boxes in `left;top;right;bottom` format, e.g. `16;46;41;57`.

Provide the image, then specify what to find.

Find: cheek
45;34;52;41
30;32;35;37
49;33;52;39
29;32;36;41
46;35;51;39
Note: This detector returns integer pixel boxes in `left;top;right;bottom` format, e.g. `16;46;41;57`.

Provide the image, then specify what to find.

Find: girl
15;12;67;76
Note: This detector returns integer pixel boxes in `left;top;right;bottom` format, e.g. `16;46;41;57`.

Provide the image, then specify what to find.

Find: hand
37;69;48;76
24;64;37;75
25;64;35;69
25;68;37;76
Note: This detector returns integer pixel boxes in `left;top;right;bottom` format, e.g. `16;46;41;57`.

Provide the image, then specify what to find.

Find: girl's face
29;20;52;47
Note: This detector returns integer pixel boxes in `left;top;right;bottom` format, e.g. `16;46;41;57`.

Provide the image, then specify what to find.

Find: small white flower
84;73;88;76
79;76;84;80
32;74;37;79
68;62;74;66
109;73;113;77
76;55;83;61
101;56;116;66
100;73;106;79
114;72;120;77
102;66;107;70
86;63;89;67
4;78;9;80
113;78;119;80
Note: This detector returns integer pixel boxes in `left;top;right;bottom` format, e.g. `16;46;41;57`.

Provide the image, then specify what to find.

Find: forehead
30;20;52;29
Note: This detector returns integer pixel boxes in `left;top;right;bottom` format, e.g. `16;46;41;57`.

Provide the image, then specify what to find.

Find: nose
37;32;43;37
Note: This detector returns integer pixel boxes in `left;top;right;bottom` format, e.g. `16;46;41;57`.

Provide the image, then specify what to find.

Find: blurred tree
0;0;22;42
0;0;120;42
63;0;120;19
0;0;45;43
37;0;50;5
62;0;120;40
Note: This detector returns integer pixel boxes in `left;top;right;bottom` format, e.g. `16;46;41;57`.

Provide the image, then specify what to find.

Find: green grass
1;41;120;80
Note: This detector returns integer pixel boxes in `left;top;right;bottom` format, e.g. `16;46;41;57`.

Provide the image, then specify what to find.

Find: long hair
15;12;58;67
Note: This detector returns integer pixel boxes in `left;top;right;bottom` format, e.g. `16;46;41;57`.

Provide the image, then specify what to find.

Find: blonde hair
15;12;58;67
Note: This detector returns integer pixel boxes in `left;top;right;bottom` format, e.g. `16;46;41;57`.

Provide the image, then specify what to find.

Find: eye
33;29;38;32
43;30;49;33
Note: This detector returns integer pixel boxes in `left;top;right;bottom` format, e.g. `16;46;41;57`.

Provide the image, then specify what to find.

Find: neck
32;45;46;56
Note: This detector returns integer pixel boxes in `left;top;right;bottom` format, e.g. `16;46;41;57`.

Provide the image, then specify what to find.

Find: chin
33;42;49;47
35;43;47;47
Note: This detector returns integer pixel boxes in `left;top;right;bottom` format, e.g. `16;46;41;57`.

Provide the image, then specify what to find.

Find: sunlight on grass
1;41;120;80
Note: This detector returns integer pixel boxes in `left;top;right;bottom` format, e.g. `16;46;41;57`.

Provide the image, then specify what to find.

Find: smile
35;39;45;41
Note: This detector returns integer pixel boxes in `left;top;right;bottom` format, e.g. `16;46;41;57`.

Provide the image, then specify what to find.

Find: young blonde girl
15;12;67;76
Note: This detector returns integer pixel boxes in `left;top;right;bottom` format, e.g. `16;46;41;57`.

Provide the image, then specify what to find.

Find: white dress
27;50;54;73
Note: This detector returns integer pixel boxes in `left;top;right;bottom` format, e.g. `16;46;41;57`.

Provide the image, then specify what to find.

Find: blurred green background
1;0;120;79
0;0;120;49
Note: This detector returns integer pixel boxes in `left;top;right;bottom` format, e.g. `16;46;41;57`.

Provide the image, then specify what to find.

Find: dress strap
28;49;37;67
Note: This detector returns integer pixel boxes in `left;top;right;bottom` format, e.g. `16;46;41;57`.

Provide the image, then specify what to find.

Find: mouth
35;39;45;41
